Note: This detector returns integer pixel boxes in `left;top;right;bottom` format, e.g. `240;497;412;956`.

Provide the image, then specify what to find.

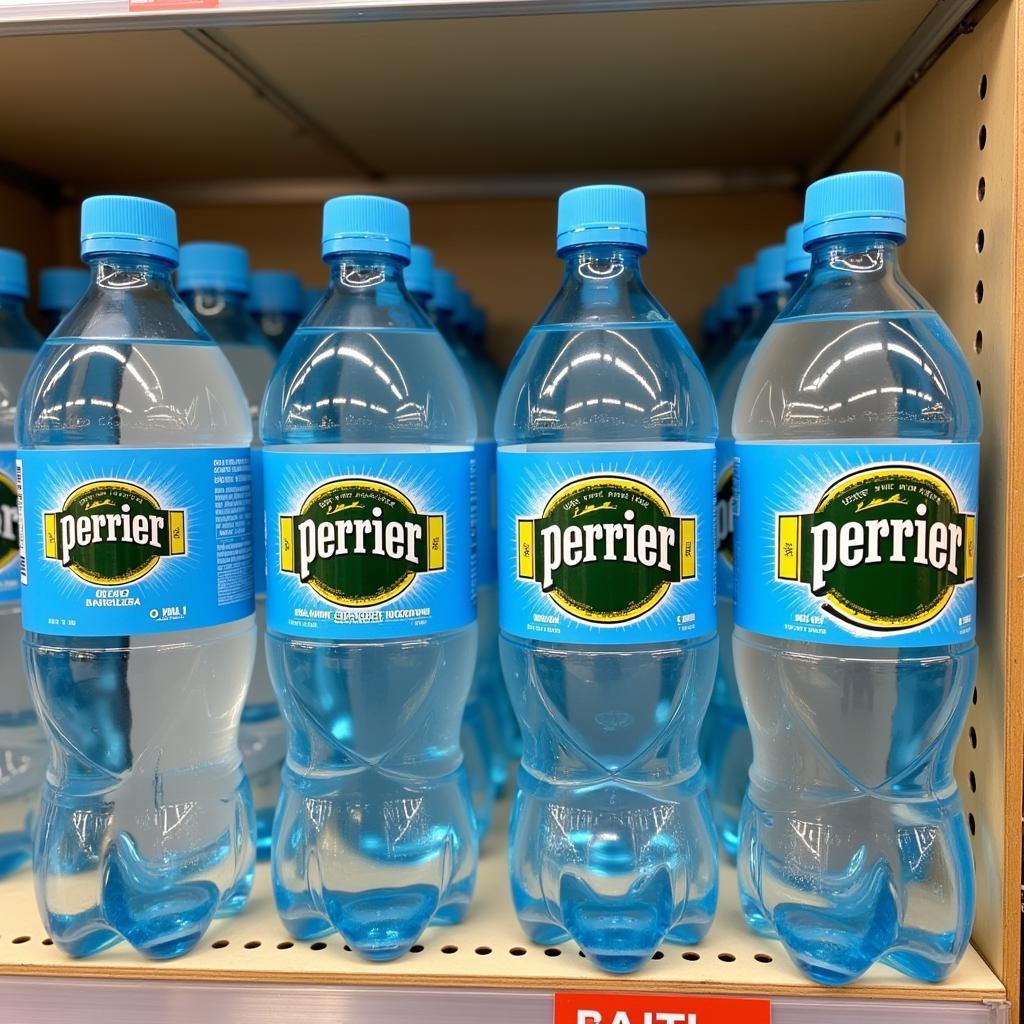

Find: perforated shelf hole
11;936;29;945
977;176;986;201
475;946;492;956
243;941;261;950
718;953;736;963
969;726;978;748
979;72;988;98
978;124;987;150
509;946;527;957
544;947;561;957
409;944;424;954
682;951;700;961
276;941;293;950
754;953;774;964
441;944;458;955
211;939;229;949
652;950;664;960
310;942;327;951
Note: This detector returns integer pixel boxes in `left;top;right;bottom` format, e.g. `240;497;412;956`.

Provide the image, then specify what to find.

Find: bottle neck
806;234;903;279
539;244;662;326
54;251;211;344
86;252;176;285
319;251;431;331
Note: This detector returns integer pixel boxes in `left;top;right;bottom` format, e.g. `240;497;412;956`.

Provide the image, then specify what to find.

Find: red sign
554;993;771;1024
128;0;219;11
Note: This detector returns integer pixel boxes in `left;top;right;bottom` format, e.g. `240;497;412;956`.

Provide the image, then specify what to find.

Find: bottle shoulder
733;309;982;441
495;320;716;445
260;326;476;446
16;338;252;447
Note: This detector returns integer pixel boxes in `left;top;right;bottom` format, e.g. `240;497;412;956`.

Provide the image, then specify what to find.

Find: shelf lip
0;977;1010;1024
0;0;941;36
0;959;1004;1003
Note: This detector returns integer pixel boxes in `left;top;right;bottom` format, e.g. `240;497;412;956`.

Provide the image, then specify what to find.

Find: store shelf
0;806;1006;1014
0;0;979;199
0;0;980;35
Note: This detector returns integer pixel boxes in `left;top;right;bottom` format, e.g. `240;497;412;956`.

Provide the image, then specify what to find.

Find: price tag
554;993;771;1024
128;0;219;11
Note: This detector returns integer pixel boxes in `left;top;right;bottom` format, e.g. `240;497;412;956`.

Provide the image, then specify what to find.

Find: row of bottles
0;172;979;988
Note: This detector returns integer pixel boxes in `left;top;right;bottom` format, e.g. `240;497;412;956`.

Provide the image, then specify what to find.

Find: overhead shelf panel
0;0;960;197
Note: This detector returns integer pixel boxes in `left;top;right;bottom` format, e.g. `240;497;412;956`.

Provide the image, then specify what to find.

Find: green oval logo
516;474;696;624
776;464;976;631
278;478;445;607
44;480;186;585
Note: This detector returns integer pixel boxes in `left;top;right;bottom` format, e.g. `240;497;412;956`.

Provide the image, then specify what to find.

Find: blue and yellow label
734;441;979;646
18;446;254;635
264;447;475;640
498;445;716;644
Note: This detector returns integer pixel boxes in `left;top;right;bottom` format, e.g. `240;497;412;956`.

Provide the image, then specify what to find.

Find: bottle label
734;441;979;646
716;437;735;602
0;448;19;605
252;447;266;595
263;447;475;640
498;445;716;644
476;440;497;588
17;446;255;636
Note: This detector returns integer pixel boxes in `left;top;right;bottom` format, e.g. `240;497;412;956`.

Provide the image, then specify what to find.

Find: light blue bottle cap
702;304;720;337
556;185;648;254
755;244;788;297
803;170;907;246
322;195;411;261
433;268;457;313
470;306;487;338
178;242;250;296
80;195;178;264
785;221;811;279
736;263;757;310
454;288;473;327
718;283;738;324
0;249;29;300
38;266;88;311
405;244;435;298
250;271;303;315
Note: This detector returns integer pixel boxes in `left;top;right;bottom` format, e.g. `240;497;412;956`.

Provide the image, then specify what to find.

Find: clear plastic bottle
261;196;478;960
179;241;284;860
250;270;303;353
496;185;719;973
0;249;45;878
703;243;789;862
733;172;979;984
38;267;89;336
404;251;496;838
17;196;256;959
705;283;738;386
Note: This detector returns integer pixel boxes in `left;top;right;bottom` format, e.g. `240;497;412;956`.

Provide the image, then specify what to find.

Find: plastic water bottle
0;249;45;878
303;286;323;317
38;267;89;335
701;303;721;355
784;219;812;289
262;196;478;959
733;171;979;984
17;196;256;958
402;252;497;838
179;241;284;860
436;271;515;798
706;283;738;385
251;270;303;353
497;185;718;972
703;243;789;862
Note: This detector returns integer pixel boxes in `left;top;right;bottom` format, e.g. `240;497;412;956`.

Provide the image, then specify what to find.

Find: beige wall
52;189;801;365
